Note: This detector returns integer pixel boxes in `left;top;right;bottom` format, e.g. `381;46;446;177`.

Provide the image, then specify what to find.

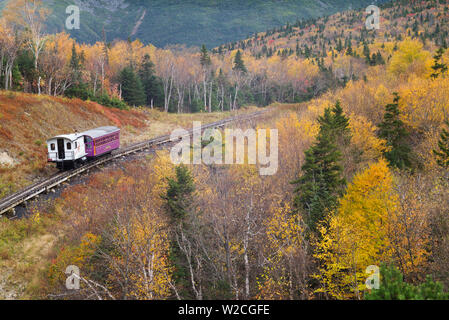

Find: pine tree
374;51;385;65
233;50;247;73
138;54;163;107
65;42;88;99
162;165;195;222
365;265;449;300
293;103;349;233
329;100;351;144
431;47;448;79
378;93;412;169
363;42;371;64
336;38;343;52
119;66;146;107
162;165;198;298
433;120;449;168
69;42;82;85
293;132;344;233
315;101;351;147
200;44;211;68
346;42;353;56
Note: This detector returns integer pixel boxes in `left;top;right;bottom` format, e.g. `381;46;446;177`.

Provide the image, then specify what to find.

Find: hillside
216;0;449;59
0;92;146;197
2;0;449;302
0;92;245;198
1;0;387;48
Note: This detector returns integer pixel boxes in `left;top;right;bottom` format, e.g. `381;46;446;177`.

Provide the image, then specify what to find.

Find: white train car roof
81;126;120;139
46;133;81;143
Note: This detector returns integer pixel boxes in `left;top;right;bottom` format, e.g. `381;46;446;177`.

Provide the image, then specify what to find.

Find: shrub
65;86;128;110
365;264;449;300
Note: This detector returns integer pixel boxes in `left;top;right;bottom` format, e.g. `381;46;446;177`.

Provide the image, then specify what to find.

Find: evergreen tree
433;120;449;168
138;54;163;107
200;44;211;68
65;43;89;99
293;103;349;233
336;38;343;52
162;165;198;298
17;50;36;90
69;42;83;85
374;51;385;65
363;42;371;64
328;100;352;144
365;265;449;300
119;66;146;107
162;165;195;222
233;50;247;73
293;131;344;233
346;42;353;56
431;47;448;79
378;93;412;169
11;63;23;91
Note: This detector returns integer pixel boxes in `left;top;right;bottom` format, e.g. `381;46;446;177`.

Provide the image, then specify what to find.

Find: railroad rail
0;110;268;217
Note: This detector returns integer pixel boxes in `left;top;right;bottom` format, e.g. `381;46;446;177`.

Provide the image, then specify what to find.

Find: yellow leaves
257;275;289;300
116;176;136;193
277;112;318;143
229;163;259;188
124;210;173;300
269;207;296;235
315;159;397;299
31;209;41;225
230;242;244;256
286;56;320;80
349;115;388;162
374;84;391;108
274;111;317;177
263;55;320;88
315;160;431;298
44;32;73;62
78;233;100;256
151;150;175;200
265;203;302;253
60;158;176;299
388;39;432;78
307;99;333;119
257;202;306;299
387;174;432;280
3;0;50;28
398;75;449;130
339;159;396;225
47;232;101;289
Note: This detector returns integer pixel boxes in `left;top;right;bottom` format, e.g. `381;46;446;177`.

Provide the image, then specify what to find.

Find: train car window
75;142;78;148
67;142;72;150
51;143;55;151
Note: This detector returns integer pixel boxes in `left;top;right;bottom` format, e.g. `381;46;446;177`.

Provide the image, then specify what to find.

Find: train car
47;126;120;170
81;126;120;158
47;133;87;169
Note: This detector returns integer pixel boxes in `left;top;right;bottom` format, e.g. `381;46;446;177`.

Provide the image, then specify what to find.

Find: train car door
84;136;94;156
57;138;65;160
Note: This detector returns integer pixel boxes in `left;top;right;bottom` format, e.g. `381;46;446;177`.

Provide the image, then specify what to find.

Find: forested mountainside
1;0;448;115
0;0;387;47
2;0;449;301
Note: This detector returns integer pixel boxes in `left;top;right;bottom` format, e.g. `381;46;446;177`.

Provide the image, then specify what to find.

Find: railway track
0;110;268;217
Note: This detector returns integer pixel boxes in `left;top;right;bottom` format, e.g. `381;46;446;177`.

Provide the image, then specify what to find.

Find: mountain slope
1;0;388;48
